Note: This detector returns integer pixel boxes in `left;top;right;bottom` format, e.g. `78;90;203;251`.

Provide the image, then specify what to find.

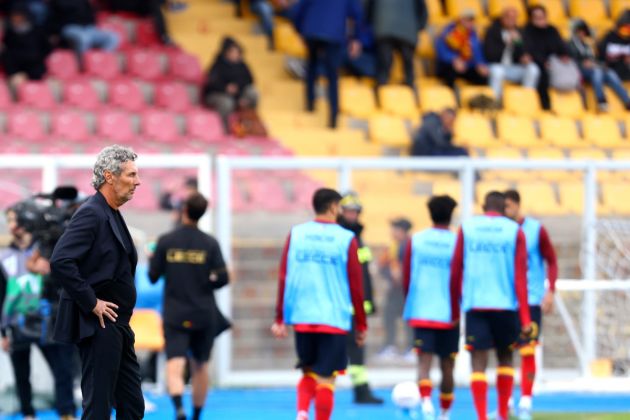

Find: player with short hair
504;189;558;420
450;191;533;420
272;188;367;420
402;195;459;420
149;192;230;420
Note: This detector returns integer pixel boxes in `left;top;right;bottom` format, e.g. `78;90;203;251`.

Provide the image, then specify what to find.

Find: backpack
549;55;581;91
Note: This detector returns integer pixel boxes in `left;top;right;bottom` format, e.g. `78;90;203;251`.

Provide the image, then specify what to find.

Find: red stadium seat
51;111;91;143
155;82;191;112
84;50;121;80
96;110;135;142
186;110;224;142
168;50;203;83
17;81;56;110
141;110;182;143
38;144;78;154
7;111;46;142
63;80;102;110
136;19;160;46
98;19;130;49
127;49;163;81
46;50;80;80
109;80;146;112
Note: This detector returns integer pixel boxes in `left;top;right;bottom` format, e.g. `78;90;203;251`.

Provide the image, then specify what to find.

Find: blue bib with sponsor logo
522;217;545;305
462;216;519;312
283;221;355;331
403;228;456;324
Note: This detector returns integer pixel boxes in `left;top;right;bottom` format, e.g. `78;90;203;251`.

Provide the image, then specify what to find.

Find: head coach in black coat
50;145;144;419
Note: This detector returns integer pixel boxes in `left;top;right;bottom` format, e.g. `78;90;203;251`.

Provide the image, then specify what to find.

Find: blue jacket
291;0;363;44
50;192;138;343
436;23;486;67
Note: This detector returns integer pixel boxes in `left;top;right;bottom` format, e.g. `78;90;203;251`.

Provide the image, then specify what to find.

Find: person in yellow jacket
337;192;383;404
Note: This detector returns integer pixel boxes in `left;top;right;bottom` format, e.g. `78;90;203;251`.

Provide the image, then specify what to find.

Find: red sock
297;374;318;412
497;367;515;420
471;372;488;420
418;379;432;399
521;350;536;398
440;393;454;411
315;384;334;420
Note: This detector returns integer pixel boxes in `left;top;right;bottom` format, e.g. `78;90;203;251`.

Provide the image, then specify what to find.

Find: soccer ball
391;381;421;409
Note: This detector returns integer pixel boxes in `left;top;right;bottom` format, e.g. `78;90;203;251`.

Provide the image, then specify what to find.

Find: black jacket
338;217;375;315
202;37;254;98
483;18;528;64
49;0;96;34
50;192;138;344
1;5;50;67
598;29;630;80
148;225;230;336
522;23;568;65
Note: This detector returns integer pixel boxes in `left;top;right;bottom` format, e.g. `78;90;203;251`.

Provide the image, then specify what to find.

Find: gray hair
91;145;138;190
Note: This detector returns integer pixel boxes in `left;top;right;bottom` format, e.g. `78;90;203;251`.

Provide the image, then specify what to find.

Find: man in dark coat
411;108;468;157
50;145;144;419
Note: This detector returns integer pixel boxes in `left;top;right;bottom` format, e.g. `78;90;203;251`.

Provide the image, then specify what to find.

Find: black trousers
78;324;144;420
535;61;551;110
10;342;76;417
305;39;344;128
437;61;488;88
376;37;415;87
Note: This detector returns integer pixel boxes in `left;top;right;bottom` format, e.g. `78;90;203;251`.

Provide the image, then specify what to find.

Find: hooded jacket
367;0;427;46
202;37;254;98
598;13;630;81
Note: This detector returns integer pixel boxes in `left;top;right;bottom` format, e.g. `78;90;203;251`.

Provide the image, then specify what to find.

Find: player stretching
450;192;533;420
504;190;558;420
403;195;459;420
271;188;367;420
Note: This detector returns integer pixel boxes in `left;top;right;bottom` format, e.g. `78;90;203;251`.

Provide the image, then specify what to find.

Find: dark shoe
353;383;384;404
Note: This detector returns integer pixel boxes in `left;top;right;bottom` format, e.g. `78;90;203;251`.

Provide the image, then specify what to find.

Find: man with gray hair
50;145;144;419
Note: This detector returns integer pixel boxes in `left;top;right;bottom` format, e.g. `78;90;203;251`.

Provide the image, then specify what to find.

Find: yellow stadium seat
369;114;411;148
426;0;450;24
476;181;511;202
340;84;377;118
378;85;419;119
488;0;526;22
559;182;584;214
611;0;630;19
540;116;589;148
496;114;543;148
274;21;306;58
582;116;627;148
527;147;573;180
503;86;542;117
602;182;630;214
483;148;529;180
518;182;563;215
445;0;485;19
416;31;436;59
612;149;630;160
433;180;462;202
453;112;498;148
570;148;609;160
458;86;496;109
550;90;585;118
130;309;165;352
419;85;457;112
569;0;612;27
529;0;569;25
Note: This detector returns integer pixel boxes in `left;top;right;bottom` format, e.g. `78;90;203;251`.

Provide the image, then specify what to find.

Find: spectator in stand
107;0;173;45
569;19;630;112
598;10;630;82
234;0;278;50
291;0;363;129
411;108;468;157
367;0;428;89
522;5;569;110
49;0;119;56
202;37;258;129
436;9;489;89
484;6;540;100
1;4;51;88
